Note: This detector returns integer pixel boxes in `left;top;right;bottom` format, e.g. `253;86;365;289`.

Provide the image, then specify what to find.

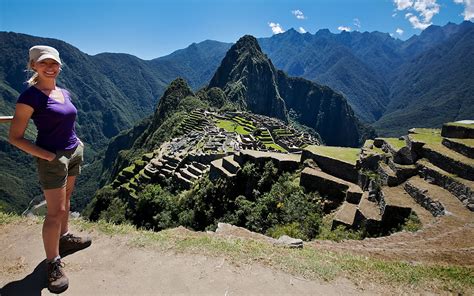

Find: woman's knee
46;207;68;222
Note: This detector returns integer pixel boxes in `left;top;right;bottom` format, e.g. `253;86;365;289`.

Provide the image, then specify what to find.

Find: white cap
29;45;62;65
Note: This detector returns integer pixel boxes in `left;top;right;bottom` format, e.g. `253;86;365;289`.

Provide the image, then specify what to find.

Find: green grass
305;146;360;165
381;138;406;150
264;143;287;153
216;119;251;135
0;212;22;224
410;129;474;165
362;140;384;155
409;129;442;145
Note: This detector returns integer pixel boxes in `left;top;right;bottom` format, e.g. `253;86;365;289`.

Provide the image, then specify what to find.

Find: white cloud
393;0;440;30
413;0;440;23
392;12;398;17
394;0;414;10
338;26;352;32
292;10;306;20
269;22;285;34
353;18;361;29
406;14;431;29
298;27;307;33
396;28;405;35
453;0;474;20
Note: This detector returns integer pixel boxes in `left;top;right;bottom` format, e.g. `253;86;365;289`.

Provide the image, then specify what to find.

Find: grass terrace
409;128;442;145
273;128;294;138
216;119;251;135
305;146;360;165
447;138;474;148
410;128;474;166
444;122;474;129
264;143;287;153
363;140;385;155
381;138;406;151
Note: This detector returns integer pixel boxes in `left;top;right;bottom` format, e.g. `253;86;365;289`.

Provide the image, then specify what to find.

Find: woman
9;45;91;294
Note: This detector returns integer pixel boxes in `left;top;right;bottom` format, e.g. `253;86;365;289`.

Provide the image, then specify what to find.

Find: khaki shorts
36;143;84;190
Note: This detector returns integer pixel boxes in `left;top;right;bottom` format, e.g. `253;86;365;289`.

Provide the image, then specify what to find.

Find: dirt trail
0;220;380;296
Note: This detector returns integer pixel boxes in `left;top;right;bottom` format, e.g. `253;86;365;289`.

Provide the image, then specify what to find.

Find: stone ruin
113;112;473;237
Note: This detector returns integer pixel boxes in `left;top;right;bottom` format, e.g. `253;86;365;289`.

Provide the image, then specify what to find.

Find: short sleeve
17;87;41;110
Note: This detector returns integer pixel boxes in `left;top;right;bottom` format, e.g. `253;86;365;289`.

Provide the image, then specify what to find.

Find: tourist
8;45;91;294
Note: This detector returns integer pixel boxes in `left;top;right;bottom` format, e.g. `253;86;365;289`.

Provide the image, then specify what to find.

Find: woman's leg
43;187;67;260
60;176;76;236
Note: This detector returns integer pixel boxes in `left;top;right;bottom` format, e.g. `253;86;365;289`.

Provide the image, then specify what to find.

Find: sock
47;255;61;263
61;231;70;238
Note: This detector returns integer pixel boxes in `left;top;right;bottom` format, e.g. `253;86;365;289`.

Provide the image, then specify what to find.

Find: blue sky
1;0;472;60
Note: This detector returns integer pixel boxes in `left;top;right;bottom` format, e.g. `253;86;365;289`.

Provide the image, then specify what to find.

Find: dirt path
0;220;380;296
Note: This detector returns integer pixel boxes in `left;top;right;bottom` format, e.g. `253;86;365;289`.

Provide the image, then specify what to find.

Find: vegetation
88;160;326;241
381;138;406;150
216;119;251;135
409;128;442;145
304;145;360;165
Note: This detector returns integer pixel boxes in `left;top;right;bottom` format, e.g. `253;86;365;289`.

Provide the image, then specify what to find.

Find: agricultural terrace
304;146;360;165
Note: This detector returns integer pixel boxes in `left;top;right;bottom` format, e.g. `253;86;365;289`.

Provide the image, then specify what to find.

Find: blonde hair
26;60;39;87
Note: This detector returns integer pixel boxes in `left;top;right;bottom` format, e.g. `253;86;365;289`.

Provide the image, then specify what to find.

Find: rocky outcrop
208;35;287;121
214;223;303;248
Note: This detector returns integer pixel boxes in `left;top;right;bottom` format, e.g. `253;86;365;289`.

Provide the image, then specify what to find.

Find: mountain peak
208;35;287;120
234;35;261;50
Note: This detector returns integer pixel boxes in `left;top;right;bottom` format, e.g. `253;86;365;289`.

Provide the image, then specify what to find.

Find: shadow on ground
1;260;47;296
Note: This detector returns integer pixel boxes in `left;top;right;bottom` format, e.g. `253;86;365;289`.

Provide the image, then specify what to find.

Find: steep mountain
258;29;398;122
150;40;232;89
209;35;371;147
375;21;474;135
208;35;287;121
400;21;468;58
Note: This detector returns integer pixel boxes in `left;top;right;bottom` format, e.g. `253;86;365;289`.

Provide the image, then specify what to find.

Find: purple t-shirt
17;86;79;153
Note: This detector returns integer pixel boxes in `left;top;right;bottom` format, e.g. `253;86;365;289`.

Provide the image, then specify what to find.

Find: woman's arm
9;103;56;161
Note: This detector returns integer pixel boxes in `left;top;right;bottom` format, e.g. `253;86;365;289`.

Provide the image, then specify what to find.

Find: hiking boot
59;233;92;257
47;259;68;294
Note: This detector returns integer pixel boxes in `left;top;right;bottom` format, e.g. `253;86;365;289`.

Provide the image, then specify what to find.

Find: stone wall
418;162;474;211
300;149;358;183
237;150;300;172
442;138;474;159
421;147;474;181
300;167;348;202
404;182;445;216
441;124;474;139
